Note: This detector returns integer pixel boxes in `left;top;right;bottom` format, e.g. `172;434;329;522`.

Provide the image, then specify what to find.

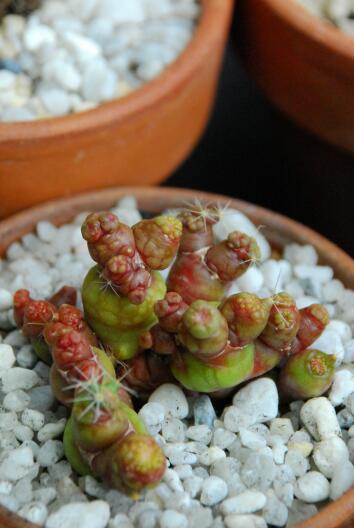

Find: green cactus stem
278;349;336;400
171;343;255;393
82;265;166;360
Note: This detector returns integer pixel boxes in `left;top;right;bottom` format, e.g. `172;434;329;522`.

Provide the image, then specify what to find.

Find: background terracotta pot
0;0;233;219
235;0;354;154
0;186;353;528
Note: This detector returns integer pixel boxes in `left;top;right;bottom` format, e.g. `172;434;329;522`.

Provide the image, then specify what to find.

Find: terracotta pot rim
0;186;353;528
259;0;354;60
0;0;233;142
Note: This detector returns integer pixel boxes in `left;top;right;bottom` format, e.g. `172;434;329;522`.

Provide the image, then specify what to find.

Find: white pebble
200;476;228;506
284;451;309;477
294;471;330;502
294;264;333;283
18;501;48;524
163;469;184;492
221;490;266;515
37;440;64;467
330;461;354;500
344;339;354;363
235;267;264;294
232;378;279;425
212;428;236;449
0;289;13;311
149;384;188;419
46;500;110;528
2;368;39;393
239;428;266;449
311;329;345;365
0;446;35;481
162;418;186;443
329;369;354;406
3;390;30;412
198;446;226;466
262;489;288;527
313;436;349;477
186;425;212;444
37;419;66;442
300;397;341;440
160;510;188;528
183;476;203;498
269;418;294;443
224;514;267;528
21;409;45;431
138;402;165;435
0;344;16;370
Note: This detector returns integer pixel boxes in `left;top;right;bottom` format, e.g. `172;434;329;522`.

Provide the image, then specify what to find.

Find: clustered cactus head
12;202;336;497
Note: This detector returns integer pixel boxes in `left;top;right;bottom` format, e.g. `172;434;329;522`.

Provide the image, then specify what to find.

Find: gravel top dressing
0;0;200;121
297;0;354;36
0;196;354;528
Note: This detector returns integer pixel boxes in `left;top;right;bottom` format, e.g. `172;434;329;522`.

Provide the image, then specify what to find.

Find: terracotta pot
0;186;353;528
235;0;354;153
0;0;233;219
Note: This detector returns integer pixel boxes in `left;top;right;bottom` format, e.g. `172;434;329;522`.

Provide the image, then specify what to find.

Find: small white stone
36;221;57;242
327;319;352;343
138;402;165;434
37;440;64;467
160;510;188;528
2;368;39;393
82;61;117;103
37;419;66;442
294;471;330;503
0;289;13;311
108;513;133;528
239;428;266;449
21;409;45;431
198;446;226;466
183;476;203;498
269;418;294;443
211;458;245;496
235;267;264;294
224;514;267;528
18;501;48;524
300;397;341;440
163;469;184;492
313;436;349;478
284;451;309;477
174;465;193;480
294;264;333;283
330;461;354;500
0;344;16;370
232;378;279;425
322;279;344;303
46;500;110;528
24;24;56;52
186;425;212;444
4;329;27;347
162;418;186;443
262;489;288;527
221;490;266;515
0;446;34;481
223;406;252;432
344;339;354;364
212;428;236;449
329;370;354;406
200;476;228;506
3;389;30;412
149;384;189;419
273;481;294;508
40;89;71;117
16;344;37;368
241;454;276;491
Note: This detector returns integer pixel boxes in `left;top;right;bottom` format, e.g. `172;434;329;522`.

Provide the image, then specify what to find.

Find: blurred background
167;42;354;257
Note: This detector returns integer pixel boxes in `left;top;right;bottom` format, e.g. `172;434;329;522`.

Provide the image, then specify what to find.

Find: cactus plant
0;0;41;18
12;202;336;496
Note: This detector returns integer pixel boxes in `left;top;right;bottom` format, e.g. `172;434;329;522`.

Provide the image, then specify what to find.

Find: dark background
164;43;354;257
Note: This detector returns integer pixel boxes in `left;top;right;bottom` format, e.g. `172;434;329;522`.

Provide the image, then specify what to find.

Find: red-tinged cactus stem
279;349;336;400
49;286;77;308
118;352;173;391
177;206;219;253
250;339;283;379
220;293;272;346
205;231;261;282
133;216;182;270
178;300;229;360
154;292;188;333
103;253;152;305
291;304;330;355
13;289;31;327
260;292;301;354
22;299;57;338
81;212;136;266
57;304;98;346
93;432;166;493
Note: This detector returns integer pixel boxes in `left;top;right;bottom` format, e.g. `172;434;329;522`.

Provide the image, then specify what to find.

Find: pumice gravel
0;196;354;527
0;0;200;121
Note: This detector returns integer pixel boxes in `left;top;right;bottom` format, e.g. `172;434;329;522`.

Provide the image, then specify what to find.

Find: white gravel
0;196;354;527
0;0;200;121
